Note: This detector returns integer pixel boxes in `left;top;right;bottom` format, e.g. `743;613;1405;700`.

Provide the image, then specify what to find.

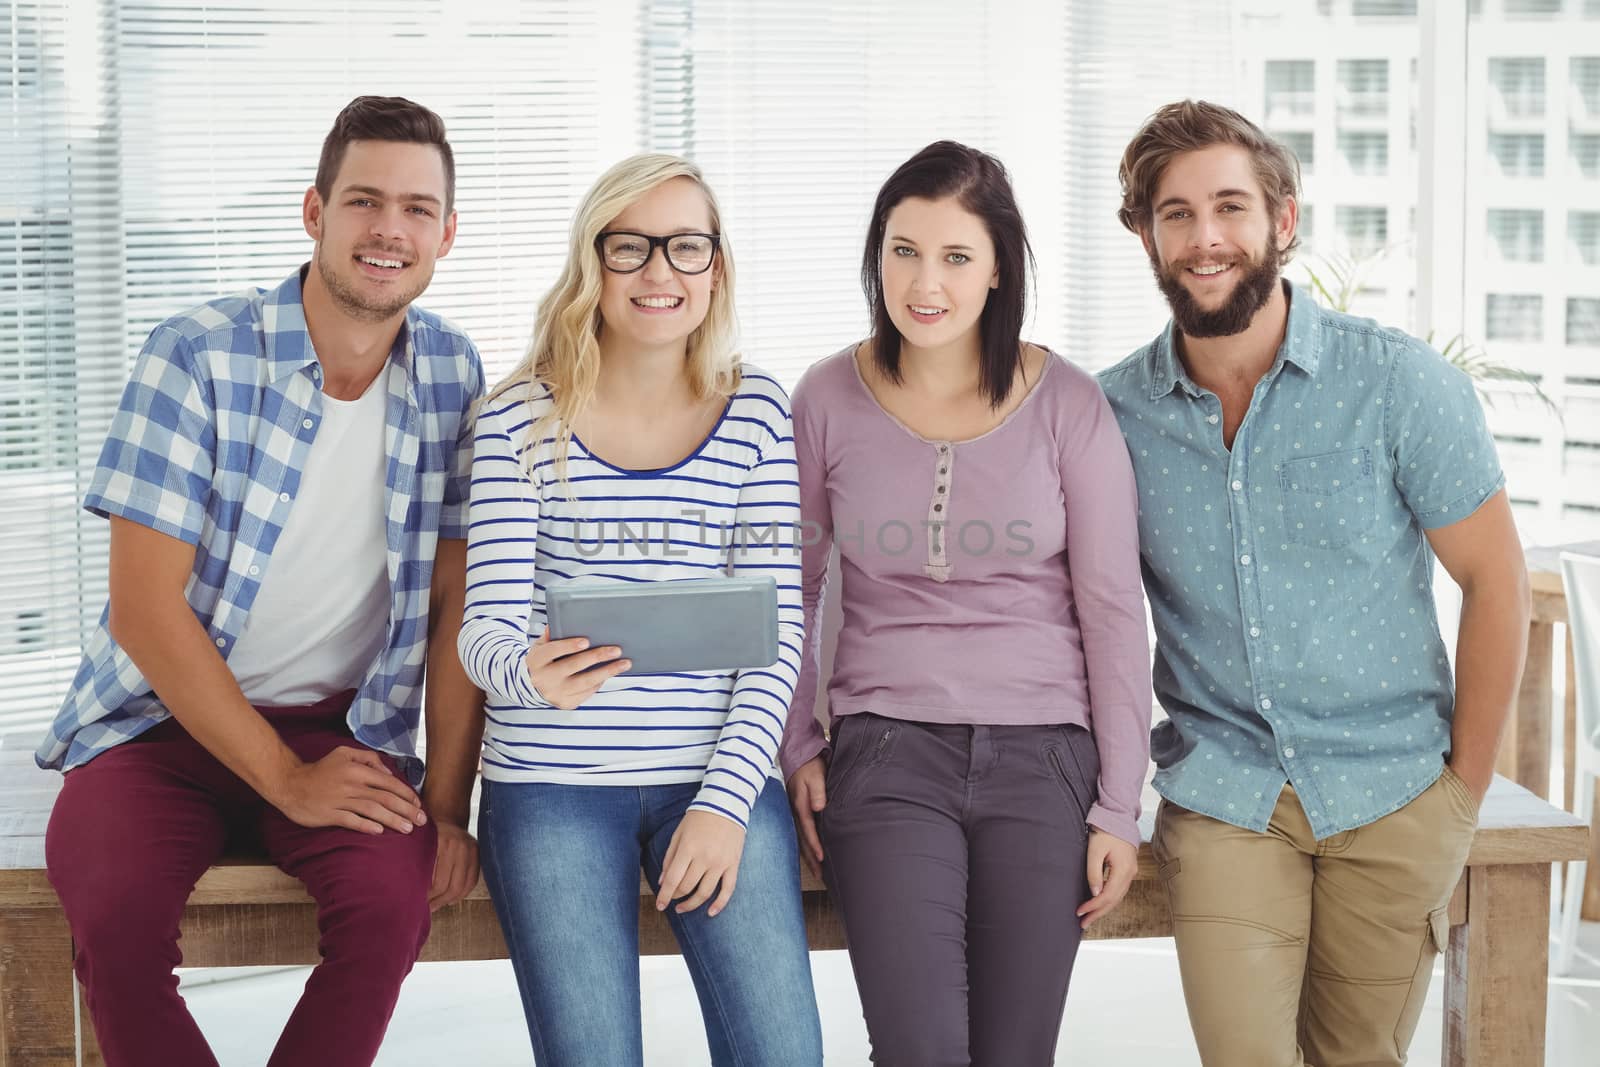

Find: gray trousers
818;713;1099;1067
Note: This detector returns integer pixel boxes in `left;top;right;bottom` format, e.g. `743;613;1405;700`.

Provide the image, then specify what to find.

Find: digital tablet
544;575;780;676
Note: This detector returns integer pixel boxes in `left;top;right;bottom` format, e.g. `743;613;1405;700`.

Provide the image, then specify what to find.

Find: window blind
1;0;625;742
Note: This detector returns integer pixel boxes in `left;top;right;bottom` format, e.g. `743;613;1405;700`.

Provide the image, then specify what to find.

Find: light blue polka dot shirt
1098;283;1504;839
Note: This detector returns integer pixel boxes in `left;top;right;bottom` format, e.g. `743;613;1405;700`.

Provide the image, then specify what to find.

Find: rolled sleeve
1384;339;1505;530
84;324;215;545
439;342;486;541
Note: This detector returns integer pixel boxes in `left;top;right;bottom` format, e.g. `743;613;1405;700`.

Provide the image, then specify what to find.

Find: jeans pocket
1437;765;1480;827
1043;731;1096;827
826;715;899;811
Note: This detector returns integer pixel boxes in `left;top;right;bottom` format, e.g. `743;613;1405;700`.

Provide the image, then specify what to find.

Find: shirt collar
262;264;415;384
1146;279;1322;400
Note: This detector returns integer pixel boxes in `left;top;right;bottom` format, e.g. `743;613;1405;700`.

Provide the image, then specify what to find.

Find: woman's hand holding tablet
523;630;632;710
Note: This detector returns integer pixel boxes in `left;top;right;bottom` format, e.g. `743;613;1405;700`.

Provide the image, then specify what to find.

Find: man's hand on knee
269;746;427;835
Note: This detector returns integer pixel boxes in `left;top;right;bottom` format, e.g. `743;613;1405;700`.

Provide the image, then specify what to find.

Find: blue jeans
479;777;824;1067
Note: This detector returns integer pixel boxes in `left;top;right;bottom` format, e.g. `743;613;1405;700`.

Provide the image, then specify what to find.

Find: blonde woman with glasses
457;155;823;1066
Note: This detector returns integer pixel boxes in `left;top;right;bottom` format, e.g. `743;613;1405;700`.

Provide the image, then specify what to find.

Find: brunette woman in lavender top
778;142;1151;1066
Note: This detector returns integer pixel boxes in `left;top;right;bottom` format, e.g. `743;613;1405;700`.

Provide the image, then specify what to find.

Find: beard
314;242;430;324
1150;240;1282;339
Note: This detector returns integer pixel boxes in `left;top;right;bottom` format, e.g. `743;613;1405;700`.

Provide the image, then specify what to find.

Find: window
1574;57;1600;117
1265;60;1316;121
1487;209;1544;262
1336;205;1388;259
1353;0;1417;14
1571;211;1600;264
1568;298;1600;346
1273;130;1315;174
1486;294;1544;342
1503;0;1562;14
1489;57;1545;118
1573;132;1600;179
1489;133;1545;177
1338;59;1389;118
1338;131;1388;175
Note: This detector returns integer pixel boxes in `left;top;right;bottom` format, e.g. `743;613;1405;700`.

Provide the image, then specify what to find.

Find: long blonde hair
487;154;742;486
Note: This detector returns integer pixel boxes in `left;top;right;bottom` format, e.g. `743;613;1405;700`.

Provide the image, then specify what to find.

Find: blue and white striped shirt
37;267;484;785
457;368;804;829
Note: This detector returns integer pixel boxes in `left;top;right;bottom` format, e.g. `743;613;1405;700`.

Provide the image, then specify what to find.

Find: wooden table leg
1442;863;1550;1066
1502;620;1554;798
0;908;81;1066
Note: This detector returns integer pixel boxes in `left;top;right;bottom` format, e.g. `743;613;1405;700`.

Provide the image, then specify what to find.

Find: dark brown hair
862;141;1035;408
315;95;455;213
1117;99;1300;261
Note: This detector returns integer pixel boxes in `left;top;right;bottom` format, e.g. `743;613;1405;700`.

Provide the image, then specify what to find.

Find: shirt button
248;565;260;576
1261;698;1273;710
1283;746;1296;759
1250;626;1261;637
215;637;226;647
1231;480;1243;491
934;503;944;512
936;486;946;494
302;418;314;430
279;492;291;503
1240;553;1252;565
1208;414;1219;424
939;467;948;475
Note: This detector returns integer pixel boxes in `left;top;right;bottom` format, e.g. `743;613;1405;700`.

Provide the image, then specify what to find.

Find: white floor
182;914;1600;1065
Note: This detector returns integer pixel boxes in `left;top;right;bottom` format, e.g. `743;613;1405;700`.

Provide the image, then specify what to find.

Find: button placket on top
924;441;953;582
1228;374;1303;802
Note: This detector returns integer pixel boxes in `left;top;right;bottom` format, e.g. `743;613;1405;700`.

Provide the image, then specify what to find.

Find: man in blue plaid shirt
37;96;486;1066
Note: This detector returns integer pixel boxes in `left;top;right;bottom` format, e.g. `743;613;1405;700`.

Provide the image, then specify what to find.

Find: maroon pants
44;693;437;1067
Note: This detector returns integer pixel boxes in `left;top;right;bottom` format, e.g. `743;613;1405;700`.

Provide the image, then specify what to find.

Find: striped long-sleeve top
457;366;804;828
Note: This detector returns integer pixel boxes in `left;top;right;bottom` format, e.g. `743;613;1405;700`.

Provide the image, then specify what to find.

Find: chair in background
1557;551;1600;976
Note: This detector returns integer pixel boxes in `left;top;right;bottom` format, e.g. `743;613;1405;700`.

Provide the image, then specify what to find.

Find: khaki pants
1152;768;1478;1067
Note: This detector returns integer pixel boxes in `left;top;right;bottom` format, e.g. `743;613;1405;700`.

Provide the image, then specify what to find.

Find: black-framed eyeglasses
595;231;721;275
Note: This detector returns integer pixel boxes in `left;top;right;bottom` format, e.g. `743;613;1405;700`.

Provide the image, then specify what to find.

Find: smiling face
595;176;719;355
303;139;456;324
879;195;998;351
1142;143;1296;338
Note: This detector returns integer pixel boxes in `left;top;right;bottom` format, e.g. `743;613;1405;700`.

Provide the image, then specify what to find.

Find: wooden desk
1505;540;1600;920
0;748;1589;1066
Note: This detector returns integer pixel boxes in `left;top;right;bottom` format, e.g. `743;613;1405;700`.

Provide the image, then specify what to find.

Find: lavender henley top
777;345;1152;845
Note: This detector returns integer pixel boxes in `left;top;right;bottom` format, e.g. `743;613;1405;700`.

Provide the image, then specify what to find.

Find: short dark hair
315;95;455;214
1117;99;1301;261
861;141;1035;408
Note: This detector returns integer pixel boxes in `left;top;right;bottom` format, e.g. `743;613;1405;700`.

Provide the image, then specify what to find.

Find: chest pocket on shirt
1279;447;1378;549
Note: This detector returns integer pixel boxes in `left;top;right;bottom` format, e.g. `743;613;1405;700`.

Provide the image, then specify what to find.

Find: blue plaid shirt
37;267;484;785
1098;283;1504;839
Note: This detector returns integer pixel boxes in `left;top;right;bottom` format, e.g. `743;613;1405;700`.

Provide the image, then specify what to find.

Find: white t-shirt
228;364;392;705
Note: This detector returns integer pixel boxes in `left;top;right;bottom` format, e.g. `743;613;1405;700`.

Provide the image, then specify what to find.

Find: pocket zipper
1049;748;1091;821
870;726;893;762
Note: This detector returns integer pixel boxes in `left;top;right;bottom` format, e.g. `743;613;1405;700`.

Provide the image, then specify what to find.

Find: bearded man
1097;99;1530;1067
